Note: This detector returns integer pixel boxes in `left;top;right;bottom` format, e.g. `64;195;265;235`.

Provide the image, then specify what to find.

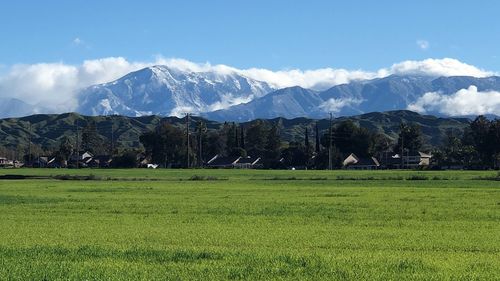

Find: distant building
32;156;49;168
206;155;263;169
0;156;11;167
379;151;432;169
234;156;263;169
206;155;241;168
343;153;380;170
89;155;113;168
68;151;94;167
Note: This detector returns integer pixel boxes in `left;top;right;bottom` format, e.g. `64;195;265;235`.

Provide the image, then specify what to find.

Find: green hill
0;111;470;152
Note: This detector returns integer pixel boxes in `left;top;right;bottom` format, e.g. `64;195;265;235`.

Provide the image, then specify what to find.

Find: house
380;151;432;169
147;164;159;169
89;155;113;168
0;157;13;168
81;151;94;160
137;153;150;168
68;151;94;167
32;156;49;168
379;155;403;169
343;153;380;170
46;157;60;168
233;156;263;169
206;155;241;168
206;155;264;169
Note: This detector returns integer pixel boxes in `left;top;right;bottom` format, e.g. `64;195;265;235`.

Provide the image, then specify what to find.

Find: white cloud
319;98;363;113
417;40;430;50
153;57;496;90
73;37;83;45
0;58;152;112
205;95;254;112
239;68;377;90
168;94;254;117
168;105;196;118
0;57;497;113
388;58;494;77
407;85;500;116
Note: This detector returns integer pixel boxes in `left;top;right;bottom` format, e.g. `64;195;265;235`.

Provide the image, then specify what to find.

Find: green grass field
0;169;499;280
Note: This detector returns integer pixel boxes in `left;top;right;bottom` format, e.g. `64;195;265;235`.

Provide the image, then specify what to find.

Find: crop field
0;169;499;280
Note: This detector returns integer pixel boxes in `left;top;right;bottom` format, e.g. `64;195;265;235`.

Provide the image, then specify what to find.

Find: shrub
406;175;428;181
188;175;222;181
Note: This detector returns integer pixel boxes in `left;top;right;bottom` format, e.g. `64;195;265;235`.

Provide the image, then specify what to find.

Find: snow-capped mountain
204;86;326;121
77;66;274;116
3;64;500;120
203;75;500;121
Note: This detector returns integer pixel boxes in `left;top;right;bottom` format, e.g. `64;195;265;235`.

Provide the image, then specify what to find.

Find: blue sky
1;0;499;71
1;0;500;116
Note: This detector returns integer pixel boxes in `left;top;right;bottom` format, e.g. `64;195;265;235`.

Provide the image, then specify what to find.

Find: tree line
2;116;499;169
140;116;422;169
434;116;500;169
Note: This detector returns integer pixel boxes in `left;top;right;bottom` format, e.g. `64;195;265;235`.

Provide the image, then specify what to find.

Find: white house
343;153;380;170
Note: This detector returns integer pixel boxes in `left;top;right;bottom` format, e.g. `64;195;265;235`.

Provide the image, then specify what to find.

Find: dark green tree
81;121;107;155
304;127;313;168
196;121;207;166
468;116;494;167
370;133;393;159
240;125;245;150
112;150;138;168
304;127;310;149
263;123;282;168
140;122;185;168
204;131;225;160
246;120;268;157
315;123;321;153
224;122;246;157
281;141;307;168
56;136;74;166
393;123;423;154
320;120;373;157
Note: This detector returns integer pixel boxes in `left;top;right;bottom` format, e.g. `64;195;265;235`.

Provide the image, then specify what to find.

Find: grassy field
0;169;498;280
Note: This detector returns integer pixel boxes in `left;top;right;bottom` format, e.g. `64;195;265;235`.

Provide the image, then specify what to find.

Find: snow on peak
77;65;275;117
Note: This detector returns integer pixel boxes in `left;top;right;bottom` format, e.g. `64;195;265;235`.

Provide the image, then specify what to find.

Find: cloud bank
0;57;496;113
408;86;500;116
320;98;363;114
0;57;151;111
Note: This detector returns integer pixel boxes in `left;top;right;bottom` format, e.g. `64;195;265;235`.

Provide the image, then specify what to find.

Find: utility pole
198;121;203;168
186;113;190;169
328;112;333;170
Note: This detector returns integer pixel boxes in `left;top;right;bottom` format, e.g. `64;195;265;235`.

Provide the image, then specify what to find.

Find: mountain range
1;65;500;120
77;67;500;121
205;75;500;121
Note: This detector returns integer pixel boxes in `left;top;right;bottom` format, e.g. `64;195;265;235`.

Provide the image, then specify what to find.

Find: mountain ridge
2;65;500;119
0;110;472;152
205;75;500;121
77;65;275;117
